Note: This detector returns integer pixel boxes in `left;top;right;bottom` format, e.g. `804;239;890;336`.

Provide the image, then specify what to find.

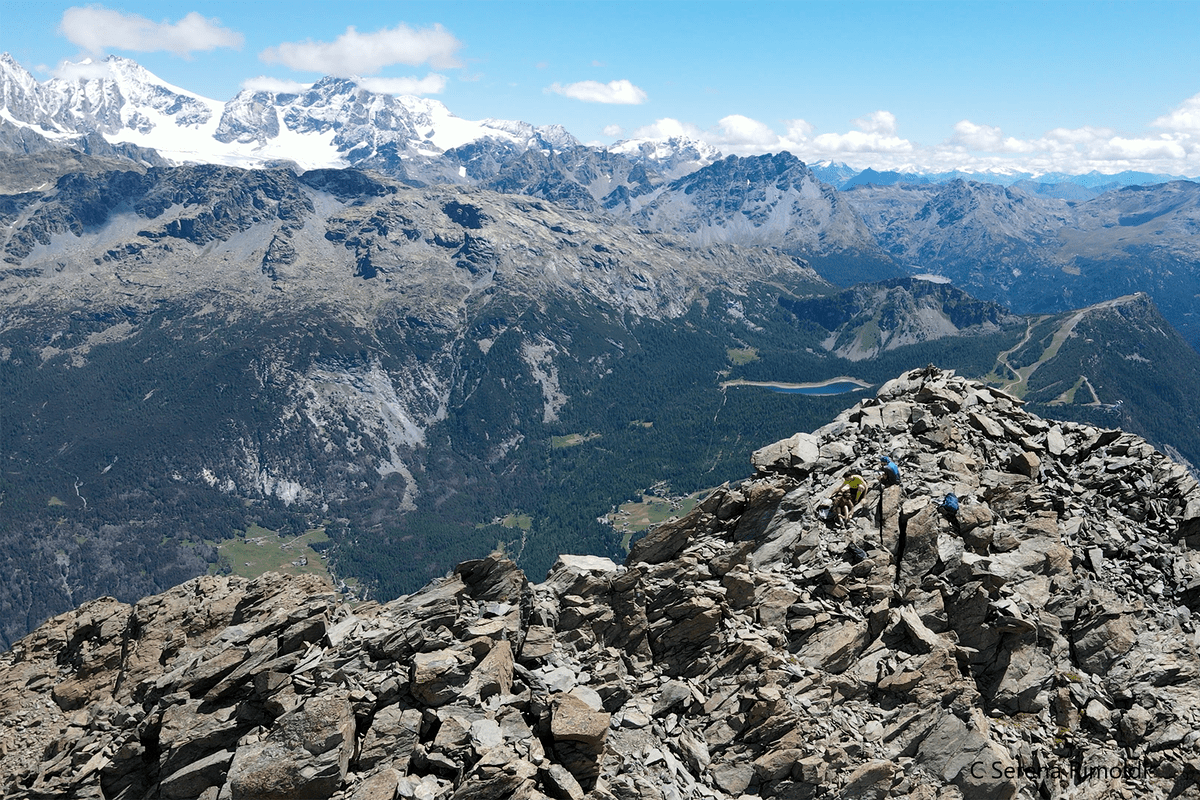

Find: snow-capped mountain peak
608;135;722;178
39;55;220;138
0;53;585;172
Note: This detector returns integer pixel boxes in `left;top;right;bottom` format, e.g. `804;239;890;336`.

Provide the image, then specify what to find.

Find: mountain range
3;53;1200;646
5;52;1200;342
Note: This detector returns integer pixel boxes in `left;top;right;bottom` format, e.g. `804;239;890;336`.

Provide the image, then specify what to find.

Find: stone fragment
347;769;400;800
226;693;355;800
651;681;691;716
915;711;1018;800
358;705;422;772
411;648;472;706
550;694;610;747
158;749;235;800
519;626;556;661
540;763;585;800
1008;451;1040;478
466;639;513;700
751;432;820;474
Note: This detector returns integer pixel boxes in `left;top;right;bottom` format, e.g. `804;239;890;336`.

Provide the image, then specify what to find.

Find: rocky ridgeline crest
5;366;1200;800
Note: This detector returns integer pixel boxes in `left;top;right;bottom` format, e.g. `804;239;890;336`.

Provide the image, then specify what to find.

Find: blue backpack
941;493;960;514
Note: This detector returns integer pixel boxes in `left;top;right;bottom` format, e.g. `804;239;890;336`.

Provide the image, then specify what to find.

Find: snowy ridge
0;54;583;171
609;135;722;178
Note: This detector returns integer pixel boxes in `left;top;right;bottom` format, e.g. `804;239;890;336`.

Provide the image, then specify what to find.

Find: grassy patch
727;347;759;366
857;320;882;351
551;433;600;449
500;513;532;531
211;525;334;584
48;496;67;507
608;492;704;551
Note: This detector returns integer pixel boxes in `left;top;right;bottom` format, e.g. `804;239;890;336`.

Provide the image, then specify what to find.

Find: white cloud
1153;93;1200;133
622;102;1200;176
952;120;1038;153
603;124;623;137
632;115;788;156
242;73;447;96
628;111;915;158
357;74;447;95
548;79;647;105
1096;135;1190;161
59;7;244;57
710;114;784;149
631;118;706;140
785;119;814;139
1042;126;1113;146
241;76;311;94
260;23;463;75
809;130;914;155
852;110;897;136
53;59;115;81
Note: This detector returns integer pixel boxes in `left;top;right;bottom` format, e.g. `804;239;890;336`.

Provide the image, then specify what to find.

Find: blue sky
2;1;1199;175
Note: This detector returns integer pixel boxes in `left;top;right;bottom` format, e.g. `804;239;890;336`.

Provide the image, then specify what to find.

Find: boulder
226;693;356;800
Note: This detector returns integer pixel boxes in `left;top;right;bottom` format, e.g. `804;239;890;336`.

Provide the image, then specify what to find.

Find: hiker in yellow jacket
832;473;868;525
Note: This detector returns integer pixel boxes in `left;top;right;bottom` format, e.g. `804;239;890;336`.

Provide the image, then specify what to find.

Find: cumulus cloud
709;114;785;149
240;76;312;94
1153;93;1200;133
785;119;814;139
631;118;706;140
952;120;1038;153
59;7;244;57
242;73;447;96
53;59;115;81
357;75;447;95
810;129;914;155
852;110;897;135
1042;126;1114;146
1097;135;1190;161
631;115;786;155
260;23;463;75
603;124;624;137
623;99;1200;176
632;110;915;158
548;79;647;105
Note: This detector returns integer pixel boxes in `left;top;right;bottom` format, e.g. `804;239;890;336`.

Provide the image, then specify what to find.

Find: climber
939;492;959;519
831;472;868;526
940;492;961;533
879;455;901;487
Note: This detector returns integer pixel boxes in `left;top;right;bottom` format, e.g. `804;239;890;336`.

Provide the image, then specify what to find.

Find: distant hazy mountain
813;160;1198;192
628;152;905;285
842;178;1200;344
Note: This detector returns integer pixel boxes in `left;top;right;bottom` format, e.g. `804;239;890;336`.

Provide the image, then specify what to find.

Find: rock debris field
5;366;1200;800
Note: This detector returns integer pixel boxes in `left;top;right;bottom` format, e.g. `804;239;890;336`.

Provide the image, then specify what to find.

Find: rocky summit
5;366;1200;800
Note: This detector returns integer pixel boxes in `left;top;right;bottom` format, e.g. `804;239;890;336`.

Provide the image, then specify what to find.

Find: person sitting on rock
832;473;868;526
879;455;901;487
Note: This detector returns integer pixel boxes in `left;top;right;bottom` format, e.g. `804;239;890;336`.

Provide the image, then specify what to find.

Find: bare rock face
5;366;1200;800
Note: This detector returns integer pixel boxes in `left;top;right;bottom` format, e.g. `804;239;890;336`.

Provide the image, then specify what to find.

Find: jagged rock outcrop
5;366;1200;799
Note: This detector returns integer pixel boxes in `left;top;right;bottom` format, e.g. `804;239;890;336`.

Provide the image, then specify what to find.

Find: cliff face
5;366;1200;800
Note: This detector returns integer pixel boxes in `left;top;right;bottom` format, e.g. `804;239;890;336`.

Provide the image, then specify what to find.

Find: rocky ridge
5;366;1200;799
0;163;824;324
